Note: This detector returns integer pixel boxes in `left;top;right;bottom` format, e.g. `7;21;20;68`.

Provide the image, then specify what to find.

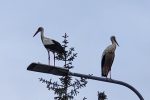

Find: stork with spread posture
33;27;65;66
101;36;119;78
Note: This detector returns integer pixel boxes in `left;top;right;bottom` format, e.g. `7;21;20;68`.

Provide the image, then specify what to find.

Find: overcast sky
0;0;149;100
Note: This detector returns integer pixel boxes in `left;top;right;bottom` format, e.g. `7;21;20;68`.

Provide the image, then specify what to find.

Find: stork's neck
111;42;117;52
40;30;44;42
112;40;116;44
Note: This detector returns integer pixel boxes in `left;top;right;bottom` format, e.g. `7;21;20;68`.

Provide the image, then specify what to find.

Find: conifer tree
98;92;107;100
39;33;87;100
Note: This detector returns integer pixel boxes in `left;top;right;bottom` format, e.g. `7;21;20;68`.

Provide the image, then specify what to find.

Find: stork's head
33;27;44;37
110;36;119;46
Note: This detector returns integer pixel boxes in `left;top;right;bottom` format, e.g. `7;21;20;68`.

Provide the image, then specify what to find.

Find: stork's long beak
114;39;119;46
33;30;39;37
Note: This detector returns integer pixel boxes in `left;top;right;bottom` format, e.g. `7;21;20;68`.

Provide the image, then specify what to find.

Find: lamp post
27;63;144;100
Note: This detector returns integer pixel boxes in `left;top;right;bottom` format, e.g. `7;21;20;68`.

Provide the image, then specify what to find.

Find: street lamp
27;63;69;76
27;63;144;100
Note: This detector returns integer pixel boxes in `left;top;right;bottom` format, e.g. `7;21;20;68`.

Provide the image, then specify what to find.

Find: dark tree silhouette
39;33;87;100
98;91;107;100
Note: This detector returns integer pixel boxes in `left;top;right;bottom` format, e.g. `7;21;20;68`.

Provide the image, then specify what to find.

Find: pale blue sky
0;0;149;100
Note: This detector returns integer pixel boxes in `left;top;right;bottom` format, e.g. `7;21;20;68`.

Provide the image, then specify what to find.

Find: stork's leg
54;53;55;66
110;71;111;79
48;51;50;65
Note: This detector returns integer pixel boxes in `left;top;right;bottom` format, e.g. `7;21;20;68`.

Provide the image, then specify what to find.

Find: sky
0;0;149;100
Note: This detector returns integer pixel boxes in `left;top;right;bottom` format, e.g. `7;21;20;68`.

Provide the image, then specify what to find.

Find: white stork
33;27;65;66
101;36;119;78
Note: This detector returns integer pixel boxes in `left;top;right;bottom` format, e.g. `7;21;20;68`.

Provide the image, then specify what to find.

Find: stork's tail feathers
101;70;107;77
101;66;110;78
56;48;66;59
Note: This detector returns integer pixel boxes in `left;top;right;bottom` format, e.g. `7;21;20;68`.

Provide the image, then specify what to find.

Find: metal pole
68;71;144;100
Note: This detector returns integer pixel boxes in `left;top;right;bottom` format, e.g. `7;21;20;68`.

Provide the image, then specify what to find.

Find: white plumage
42;37;55;45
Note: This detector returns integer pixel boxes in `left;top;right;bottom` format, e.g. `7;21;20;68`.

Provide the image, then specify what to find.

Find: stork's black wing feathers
52;39;62;47
52;40;65;55
101;54;106;76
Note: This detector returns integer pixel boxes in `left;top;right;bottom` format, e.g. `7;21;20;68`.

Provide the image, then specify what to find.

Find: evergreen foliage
98;91;107;100
39;33;87;100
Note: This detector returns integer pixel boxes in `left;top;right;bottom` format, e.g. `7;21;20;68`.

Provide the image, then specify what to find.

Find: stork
33;27;65;66
101;36;119;78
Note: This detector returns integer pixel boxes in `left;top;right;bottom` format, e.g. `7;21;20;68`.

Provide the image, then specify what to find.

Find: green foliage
39;33;87;100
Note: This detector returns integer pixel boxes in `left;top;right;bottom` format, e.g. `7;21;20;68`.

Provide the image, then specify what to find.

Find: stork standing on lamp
33;27;65;66
101;36;119;78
